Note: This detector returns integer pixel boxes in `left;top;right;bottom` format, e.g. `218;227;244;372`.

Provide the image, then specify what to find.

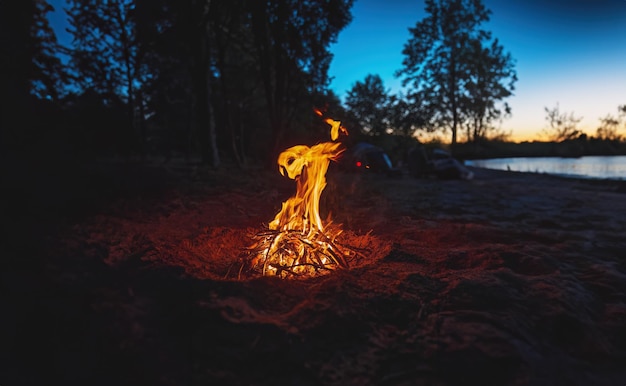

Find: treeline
3;0;528;168
3;0;355;167
9;0;622;169
453;138;626;161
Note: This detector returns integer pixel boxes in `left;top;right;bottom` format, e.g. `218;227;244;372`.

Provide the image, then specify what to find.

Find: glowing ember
244;111;355;278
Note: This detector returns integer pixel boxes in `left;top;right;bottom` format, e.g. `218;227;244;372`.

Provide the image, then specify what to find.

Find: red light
356;161;362;167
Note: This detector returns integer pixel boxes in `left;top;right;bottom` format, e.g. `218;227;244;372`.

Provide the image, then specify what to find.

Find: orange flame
314;108;348;141
270;142;343;233
248;111;350;277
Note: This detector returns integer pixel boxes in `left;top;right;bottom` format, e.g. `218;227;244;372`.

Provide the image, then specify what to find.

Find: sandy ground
2;160;626;385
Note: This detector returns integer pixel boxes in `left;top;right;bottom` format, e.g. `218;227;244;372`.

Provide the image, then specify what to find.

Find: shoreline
465;155;626;182
467;165;626;193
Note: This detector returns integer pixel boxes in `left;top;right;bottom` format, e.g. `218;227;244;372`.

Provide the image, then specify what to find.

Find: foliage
43;0;354;166
344;74;390;135
595;105;626;141
397;0;516;145
31;0;66;101
1;0;67;152
66;0;150;156
461;37;516;141
66;0;144;101
596;115;622;141
249;0;354;157
453;137;626;160
542;103;583;142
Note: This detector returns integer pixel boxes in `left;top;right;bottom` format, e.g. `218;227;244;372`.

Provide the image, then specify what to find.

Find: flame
246;110;352;278
314;108;348;141
270;141;343;232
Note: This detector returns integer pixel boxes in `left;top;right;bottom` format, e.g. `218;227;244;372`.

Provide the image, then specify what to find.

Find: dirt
2;159;626;385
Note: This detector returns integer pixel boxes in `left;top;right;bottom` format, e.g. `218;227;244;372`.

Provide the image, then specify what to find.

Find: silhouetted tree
543;103;582;142
345;74;390;135
397;0;515;145
617;104;626;140
387;92;432;137
1;0;66;151
596;115;621;141
133;0;198;158
31;0;66;101
250;0;353;156
387;95;412;137
462;37;516;142
0;0;34;150
596;105;626;141
209;0;263;167
60;0;352;164
187;0;221;167
66;0;149;153
133;0;352;165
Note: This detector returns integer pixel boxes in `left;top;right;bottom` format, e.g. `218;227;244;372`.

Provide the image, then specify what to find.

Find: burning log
239;112;360;279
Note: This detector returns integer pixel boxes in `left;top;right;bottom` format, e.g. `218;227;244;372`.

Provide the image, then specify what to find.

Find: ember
243;111;357;278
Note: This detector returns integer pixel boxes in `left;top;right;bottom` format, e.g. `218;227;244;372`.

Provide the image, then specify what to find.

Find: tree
462;37;516;142
141;0;353;165
344;74;390;135
397;0;516;145
61;0;352;165
0;0;35;150
596;105;626;141
1;0;66;151
134;0;205;159
187;0;221;167
67;0;150;154
596;115;621;141
389;91;434;138
249;0;353;157
543;103;583;142
31;0;66;101
208;0;279;167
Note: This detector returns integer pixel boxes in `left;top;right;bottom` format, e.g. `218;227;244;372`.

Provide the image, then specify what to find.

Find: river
466;155;626;180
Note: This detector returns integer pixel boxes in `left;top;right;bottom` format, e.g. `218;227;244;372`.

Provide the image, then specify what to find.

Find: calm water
466;156;626;180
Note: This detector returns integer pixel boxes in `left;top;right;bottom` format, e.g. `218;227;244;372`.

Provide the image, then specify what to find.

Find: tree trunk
192;0;220;167
0;0;33;150
451;105;458;145
213;21;246;168
251;1;288;165
450;53;458;146
206;72;220;168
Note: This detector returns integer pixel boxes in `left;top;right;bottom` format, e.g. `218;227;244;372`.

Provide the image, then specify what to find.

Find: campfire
242;110;358;278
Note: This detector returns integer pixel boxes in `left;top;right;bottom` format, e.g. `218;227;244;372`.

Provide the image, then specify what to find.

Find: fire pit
242;112;362;278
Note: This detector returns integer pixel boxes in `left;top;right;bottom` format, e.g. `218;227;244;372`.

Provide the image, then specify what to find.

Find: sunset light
328;0;626;142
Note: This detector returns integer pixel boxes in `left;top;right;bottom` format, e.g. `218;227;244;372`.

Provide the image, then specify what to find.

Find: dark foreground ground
2;158;626;385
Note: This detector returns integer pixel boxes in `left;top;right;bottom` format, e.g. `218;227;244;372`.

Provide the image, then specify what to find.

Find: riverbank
3;161;626;385
466;155;626;181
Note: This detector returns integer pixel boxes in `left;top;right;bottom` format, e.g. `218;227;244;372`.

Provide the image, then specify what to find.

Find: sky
48;1;72;50
328;0;626;141
47;0;626;142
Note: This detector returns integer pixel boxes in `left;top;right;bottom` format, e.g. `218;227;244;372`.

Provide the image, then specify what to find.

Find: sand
2;161;626;385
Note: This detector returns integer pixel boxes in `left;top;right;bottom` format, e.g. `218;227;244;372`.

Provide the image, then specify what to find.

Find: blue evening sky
47;0;626;141
328;0;626;141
